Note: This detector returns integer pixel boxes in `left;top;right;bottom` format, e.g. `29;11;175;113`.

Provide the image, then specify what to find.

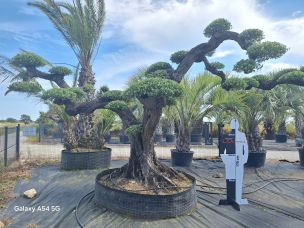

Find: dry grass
24;136;39;144
0;159;58;209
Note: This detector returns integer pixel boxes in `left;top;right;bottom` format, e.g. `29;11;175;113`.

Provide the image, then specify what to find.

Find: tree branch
172;31;246;82
255;74;304;90
201;56;226;81
64;96;139;127
26;67;70;88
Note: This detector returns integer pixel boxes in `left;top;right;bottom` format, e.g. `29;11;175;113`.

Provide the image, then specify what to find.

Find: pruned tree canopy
4;18;304;117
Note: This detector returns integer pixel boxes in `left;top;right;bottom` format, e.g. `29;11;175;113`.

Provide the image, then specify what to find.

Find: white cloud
210;50;234;59
256;62;297;74
292;10;302;17
93;45;163;89
104;0;304;58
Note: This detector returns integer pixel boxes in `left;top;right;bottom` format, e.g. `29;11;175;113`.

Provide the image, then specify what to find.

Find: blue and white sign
23;127;37;136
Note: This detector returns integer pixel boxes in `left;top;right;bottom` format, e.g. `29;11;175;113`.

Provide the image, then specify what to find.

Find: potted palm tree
275;120;288;143
93;109;116;145
171;73;221;166
162;107;176;143
166;122;176;143
236;90;267;167
154;123;162;143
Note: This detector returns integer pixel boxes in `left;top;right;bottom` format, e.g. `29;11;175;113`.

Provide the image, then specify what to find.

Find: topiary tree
42;18;302;189
2;0;106;151
3;17;303;189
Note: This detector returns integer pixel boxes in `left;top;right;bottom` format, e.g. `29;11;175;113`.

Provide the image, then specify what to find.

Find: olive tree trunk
114;98;182;188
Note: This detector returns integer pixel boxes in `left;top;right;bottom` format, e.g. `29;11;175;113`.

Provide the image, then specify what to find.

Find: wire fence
0;125;20;167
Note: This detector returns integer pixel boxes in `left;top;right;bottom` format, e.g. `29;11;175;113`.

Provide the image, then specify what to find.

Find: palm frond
29;0;105;67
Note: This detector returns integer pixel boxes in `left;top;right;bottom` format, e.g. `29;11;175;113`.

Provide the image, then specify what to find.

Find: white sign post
219;119;248;211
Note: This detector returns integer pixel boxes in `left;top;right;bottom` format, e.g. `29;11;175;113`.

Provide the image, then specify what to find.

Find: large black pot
104;134;111;143
245;151;266;168
275;134;288;143
119;134;130;144
166;134;176;143
264;133;275;140
171;149;193;167
94;168;197;219
190;134;201;144
298;148;304;166
61;148;111;170
154;134;162;143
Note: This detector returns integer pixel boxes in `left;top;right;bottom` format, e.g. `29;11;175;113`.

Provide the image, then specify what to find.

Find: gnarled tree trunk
112;97;184;188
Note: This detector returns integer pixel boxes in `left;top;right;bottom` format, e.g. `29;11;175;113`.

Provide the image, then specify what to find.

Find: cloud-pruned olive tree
3;17;302;189
3;0;105;151
49;18;297;188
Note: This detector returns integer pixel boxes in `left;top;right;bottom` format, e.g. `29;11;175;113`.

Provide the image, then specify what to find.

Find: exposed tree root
101;161;192;195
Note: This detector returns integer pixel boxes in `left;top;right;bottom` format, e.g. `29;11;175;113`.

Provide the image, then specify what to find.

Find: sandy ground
20;136;301;162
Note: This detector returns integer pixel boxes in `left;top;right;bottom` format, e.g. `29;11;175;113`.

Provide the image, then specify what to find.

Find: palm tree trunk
73;66;101;149
278;120;287;135
263;119;275;140
295;111;303;137
247;123;263;152
176;125;191;152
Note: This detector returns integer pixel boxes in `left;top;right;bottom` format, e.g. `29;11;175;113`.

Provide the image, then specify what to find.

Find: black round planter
61;148;111;170
119;134;130;144
154;134;162;143
298;148;304;166
245;151;266;168
104;134;111;143
190;134;201;144
264;133;275;140
171;149;193;167
295;137;303;147
275;134;288;143
165;134;176;143
94;168;197;219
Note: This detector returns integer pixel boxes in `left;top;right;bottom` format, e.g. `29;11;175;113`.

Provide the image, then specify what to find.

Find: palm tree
236;90;265;152
93;109;116;145
29;0;105;149
171;73;244;153
29;0;105;87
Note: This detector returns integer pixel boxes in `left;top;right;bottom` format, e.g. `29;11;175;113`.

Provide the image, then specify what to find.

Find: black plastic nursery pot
61;148;111;170
94;168;197;219
190;134;201;144
165;134;176;143
264;133;275;140
298;148;304;166
104;134;111;143
119;134;130;144
245;151;266;168
275;134;288;143
171;149;194;167
154;134;162;143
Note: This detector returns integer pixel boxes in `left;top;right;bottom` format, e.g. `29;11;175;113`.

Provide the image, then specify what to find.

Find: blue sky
1;0;304;120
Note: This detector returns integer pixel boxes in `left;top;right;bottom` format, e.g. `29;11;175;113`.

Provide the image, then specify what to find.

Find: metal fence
39;123;63;143
0;125;20;167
